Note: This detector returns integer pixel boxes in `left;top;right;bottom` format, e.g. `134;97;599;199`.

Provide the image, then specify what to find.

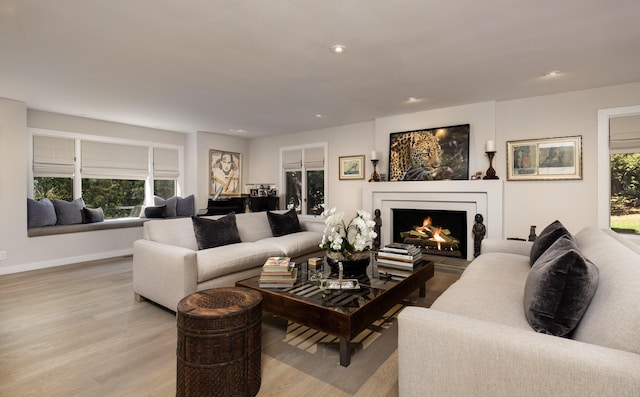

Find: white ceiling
1;0;639;138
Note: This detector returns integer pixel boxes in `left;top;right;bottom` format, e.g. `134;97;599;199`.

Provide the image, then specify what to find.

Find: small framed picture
507;136;582;181
339;155;365;180
250;189;258;197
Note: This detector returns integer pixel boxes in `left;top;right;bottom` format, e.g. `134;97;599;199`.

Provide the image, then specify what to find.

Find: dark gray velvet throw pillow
175;195;195;217
267;209;302;237
52;198;85;225
191;212;241;250
529;220;574;264
144;205;166;218
27;198;57;228
524;235;599;337
82;207;105;223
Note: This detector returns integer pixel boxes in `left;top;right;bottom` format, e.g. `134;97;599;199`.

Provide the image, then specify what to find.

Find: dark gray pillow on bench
27;198;57;228
53;198;85;225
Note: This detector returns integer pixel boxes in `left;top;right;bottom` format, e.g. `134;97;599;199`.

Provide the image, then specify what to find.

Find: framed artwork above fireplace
388;124;470;181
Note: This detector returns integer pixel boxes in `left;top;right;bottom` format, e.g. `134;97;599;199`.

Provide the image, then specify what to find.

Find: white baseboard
0;249;133;275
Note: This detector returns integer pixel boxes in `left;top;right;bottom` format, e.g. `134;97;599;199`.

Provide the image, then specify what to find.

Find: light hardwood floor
0;257;459;397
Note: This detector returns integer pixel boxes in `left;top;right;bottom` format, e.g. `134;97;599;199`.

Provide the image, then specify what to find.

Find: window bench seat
28;218;149;237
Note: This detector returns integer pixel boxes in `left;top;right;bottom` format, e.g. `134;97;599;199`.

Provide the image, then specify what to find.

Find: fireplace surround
362;180;503;260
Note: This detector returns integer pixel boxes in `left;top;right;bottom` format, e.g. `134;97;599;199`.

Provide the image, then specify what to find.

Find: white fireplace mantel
362;180;504;260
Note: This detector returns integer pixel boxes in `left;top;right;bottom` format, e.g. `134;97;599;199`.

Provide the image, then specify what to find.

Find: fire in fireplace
392;209;467;258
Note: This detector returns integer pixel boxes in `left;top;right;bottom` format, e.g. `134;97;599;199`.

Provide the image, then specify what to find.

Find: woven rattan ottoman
176;287;262;397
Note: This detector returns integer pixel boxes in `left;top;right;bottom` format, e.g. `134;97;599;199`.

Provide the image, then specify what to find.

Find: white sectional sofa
133;210;324;311
398;226;640;396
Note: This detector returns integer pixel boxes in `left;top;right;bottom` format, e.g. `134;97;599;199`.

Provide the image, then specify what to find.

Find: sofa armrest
133;239;198;311
481;238;533;256
398;307;640;397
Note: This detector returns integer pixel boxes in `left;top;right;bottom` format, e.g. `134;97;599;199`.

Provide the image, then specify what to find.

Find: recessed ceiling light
228;128;247;133
544;70;561;78
330;44;346;54
406;97;421;103
315;114;325;118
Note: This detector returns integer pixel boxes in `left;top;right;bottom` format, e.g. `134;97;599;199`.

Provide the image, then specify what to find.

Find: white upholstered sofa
133;210;324;311
398;226;640;396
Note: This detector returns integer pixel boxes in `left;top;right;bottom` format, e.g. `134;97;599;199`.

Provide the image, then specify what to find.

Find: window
609;115;640;234
31;132;181;219
281;144;327;216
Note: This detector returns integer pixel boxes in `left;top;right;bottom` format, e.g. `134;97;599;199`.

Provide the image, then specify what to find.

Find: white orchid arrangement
319;208;377;258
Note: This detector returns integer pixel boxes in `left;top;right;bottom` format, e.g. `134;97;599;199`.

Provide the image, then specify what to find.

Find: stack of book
258;256;297;288
376;243;422;280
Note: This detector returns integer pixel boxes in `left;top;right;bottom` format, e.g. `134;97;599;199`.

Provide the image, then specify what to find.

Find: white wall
248;120;375;219
0;107;192;274
497;82;640;238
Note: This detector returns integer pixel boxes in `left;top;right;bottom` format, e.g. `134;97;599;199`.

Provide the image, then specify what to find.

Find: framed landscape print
210;149;242;195
506;136;582;180
339;155;365;180
388;124;470;181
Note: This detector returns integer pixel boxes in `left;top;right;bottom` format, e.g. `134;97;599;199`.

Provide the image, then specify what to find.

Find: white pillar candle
371;150;379;160
486;140;495;152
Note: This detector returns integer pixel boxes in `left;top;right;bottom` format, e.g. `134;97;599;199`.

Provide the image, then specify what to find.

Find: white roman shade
283;149;302;170
81;141;148;179
33;135;75;177
304;147;324;168
153;147;179;179
283;147;324;170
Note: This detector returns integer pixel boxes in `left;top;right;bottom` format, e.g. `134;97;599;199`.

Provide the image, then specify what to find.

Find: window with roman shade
81;141;148;179
281;143;327;216
33;135;75;177
153;147;180;179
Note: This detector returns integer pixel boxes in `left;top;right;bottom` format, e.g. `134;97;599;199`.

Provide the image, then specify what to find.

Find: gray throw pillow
154;195;178;217
52;198;85;225
529;220;574;264
83;207;105;223
27;198;57;228
267;209;301;237
524;235;599;337
175;195;195;217
191;213;241;250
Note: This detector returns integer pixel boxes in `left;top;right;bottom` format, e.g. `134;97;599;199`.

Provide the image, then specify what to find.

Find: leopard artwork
390;131;442;181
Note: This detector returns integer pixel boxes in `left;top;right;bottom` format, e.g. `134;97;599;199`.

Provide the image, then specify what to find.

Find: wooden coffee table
236;260;434;366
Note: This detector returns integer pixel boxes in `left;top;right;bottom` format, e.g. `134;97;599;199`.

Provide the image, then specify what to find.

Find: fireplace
392;209;467;258
362;180;503;260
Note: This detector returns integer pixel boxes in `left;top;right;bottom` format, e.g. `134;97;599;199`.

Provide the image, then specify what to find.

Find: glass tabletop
237;259;429;312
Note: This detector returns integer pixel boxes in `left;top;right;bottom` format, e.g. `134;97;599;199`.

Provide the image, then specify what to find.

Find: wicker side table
176;287;262;397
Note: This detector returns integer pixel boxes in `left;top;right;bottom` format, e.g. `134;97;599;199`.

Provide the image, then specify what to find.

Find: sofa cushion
432;253;533;331
144;217;198;250
27;198;57;228
175;195;195;217
258;231;323;258
144;205;166;218
530;220;573;264
524;235;599;337
196;242;282;282
267;209;302;237
53;198;85;225
82;207;105;223
191;213;241;250
234;212;275;242
572;226;640;354
154;195;178;217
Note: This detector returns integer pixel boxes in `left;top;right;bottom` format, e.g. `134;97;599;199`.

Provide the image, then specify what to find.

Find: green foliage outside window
154;180;176;199
610;152;640;234
82;179;145;219
34;177;73;201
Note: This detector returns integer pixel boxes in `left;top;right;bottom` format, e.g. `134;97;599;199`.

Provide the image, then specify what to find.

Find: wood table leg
419;283;426;298
339;338;351;367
